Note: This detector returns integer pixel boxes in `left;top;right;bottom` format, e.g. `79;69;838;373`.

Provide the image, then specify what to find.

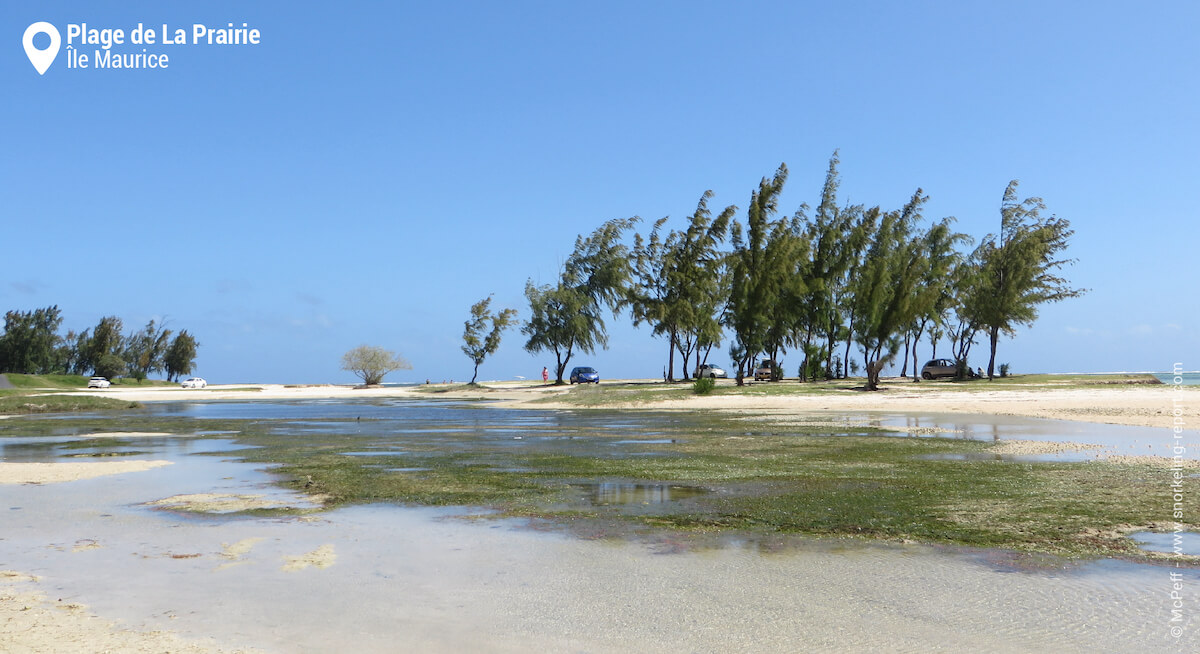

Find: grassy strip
2;373;173;389
0;394;142;415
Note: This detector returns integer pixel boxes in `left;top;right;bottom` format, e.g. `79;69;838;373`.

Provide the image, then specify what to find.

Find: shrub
999;363;1011;378
692;376;716;395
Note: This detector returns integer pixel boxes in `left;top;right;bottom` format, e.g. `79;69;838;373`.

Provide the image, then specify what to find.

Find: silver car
695;364;727;379
919;359;957;380
180;377;207;389
87;377;111;388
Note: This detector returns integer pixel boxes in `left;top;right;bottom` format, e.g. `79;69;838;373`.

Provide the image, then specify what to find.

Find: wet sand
4;484;1196;653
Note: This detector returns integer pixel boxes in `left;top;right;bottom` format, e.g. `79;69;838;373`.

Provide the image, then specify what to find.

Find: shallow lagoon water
3;398;1200;651
850;411;1200;460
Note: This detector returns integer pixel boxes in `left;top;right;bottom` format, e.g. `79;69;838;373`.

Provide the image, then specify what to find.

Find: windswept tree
904;218;970;381
947;253;983;376
124;319;173;382
850;191;932;391
0;306;63;374
164;330;200;382
523;217;638;384
341;345;412;386
795;152;864;380
724;164;790;385
631;191;734;381
962;181;1085;378
83;316;125;378
462;296;517;384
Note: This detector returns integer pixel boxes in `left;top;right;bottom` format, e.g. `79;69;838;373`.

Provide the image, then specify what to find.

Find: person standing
542;366;549;383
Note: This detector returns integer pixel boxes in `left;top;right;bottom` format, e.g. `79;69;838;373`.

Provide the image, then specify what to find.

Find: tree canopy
462;296;518;384
523;217;638;384
341;345;412;386
960;181;1086;378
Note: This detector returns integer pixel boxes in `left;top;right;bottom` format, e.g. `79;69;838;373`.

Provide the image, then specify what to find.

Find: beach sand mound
146;493;324;514
0;460;172;485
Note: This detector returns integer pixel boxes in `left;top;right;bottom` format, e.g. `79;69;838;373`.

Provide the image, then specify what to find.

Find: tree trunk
900;332;910;377
911;334;920;383
555;349;571;385
470;363;479;384
824;328;836;380
987;326;999;380
667;331;676;382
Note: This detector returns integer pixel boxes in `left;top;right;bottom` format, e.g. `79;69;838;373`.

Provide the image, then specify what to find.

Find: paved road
0;373;14;389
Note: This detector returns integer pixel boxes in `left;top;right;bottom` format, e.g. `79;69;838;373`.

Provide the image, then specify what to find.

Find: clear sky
3;1;1197;384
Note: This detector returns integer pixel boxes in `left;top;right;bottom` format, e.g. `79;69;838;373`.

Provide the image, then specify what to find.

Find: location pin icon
23;22;61;75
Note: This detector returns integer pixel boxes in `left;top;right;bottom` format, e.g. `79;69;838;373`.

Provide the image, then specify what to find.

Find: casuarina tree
462;296;517;384
961;181;1085;379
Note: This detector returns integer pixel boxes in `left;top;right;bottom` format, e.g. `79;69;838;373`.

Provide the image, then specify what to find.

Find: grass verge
0;394;142;415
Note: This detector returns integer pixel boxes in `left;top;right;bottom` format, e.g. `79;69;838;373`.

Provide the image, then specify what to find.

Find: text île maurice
64;22;261;70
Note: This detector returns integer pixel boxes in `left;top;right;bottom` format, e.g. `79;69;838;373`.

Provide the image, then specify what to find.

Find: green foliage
0;394;141;415
164;330;199;382
960;181;1085;378
0;306;64;374
725;164;794;385
94;353;127;380
123;319;172;382
341;345;412;385
692;376;716;395
84;316;125;376
462;296;518;384
850;192;931;390
523;217;637;383
999;363;1011;378
631;191;735;381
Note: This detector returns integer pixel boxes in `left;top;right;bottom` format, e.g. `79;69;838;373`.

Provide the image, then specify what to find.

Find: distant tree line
0;306;200;382
521;153;1084;388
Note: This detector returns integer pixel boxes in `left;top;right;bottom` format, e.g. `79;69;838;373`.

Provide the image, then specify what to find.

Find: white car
87;377;111;389
695;364;727;379
180;377;207;389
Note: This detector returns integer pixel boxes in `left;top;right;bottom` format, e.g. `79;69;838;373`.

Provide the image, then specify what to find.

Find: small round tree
341;345;412;386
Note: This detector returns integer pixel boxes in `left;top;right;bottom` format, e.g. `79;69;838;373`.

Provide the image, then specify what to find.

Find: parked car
920;359;958;380
754;360;777;381
180;377;207;389
695;364;727;379
87;376;111;389
569;366;599;384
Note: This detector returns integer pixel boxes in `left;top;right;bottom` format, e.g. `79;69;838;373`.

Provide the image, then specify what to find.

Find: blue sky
3;1;1197;383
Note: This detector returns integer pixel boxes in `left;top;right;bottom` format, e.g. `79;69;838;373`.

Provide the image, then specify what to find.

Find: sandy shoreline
56;377;1199;431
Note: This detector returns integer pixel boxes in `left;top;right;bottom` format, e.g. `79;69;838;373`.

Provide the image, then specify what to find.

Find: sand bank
0;460;172;485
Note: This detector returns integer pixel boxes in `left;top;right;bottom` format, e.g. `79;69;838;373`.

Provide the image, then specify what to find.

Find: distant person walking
542;366;549;383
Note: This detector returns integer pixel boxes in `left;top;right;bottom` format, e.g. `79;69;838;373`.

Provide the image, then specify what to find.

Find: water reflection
573;482;707;506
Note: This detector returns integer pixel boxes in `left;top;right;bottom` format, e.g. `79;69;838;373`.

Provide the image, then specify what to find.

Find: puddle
1130;531;1200;556
841;411;1200;460
572;482;708;506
